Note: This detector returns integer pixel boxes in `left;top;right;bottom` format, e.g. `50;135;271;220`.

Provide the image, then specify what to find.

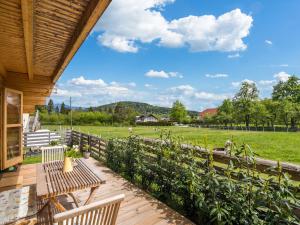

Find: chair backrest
53;194;125;225
41;146;65;163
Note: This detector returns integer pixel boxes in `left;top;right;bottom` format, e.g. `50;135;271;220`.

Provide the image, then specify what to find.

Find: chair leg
84;186;99;205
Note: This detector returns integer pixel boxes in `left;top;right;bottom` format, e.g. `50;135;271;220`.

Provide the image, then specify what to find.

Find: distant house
160;116;170;121
199;108;218;119
136;114;159;123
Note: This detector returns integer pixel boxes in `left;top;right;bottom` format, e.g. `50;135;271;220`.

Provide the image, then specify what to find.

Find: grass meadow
45;125;300;164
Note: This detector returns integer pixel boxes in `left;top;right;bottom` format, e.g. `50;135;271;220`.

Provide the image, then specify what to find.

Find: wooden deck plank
0;158;194;225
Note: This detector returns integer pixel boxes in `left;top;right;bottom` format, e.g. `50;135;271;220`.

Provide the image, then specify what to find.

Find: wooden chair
41;146;65;163
53;194;125;225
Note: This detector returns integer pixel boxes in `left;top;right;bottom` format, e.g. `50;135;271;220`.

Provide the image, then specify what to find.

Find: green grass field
46;125;300;164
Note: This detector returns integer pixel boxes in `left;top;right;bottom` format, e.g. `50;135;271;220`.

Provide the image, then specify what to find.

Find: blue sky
52;0;300;111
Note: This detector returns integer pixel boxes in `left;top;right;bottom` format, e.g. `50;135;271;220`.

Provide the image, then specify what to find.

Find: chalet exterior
0;0;111;170
136;114;159;123
199;108;218;119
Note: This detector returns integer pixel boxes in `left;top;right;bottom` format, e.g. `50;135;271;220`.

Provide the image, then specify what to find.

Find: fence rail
68;130;300;181
23;131;61;147
199;124;300;132
68;130;106;161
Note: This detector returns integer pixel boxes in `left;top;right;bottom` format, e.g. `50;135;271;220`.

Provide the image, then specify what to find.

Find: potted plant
83;144;91;159
63;148;81;172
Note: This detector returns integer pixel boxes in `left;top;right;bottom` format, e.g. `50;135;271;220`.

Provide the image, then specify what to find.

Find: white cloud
144;84;153;88
145;70;182;78
128;82;136;87
265;40;272;45
170;85;195;95
169;84;228;101
70;76;107;87
258;80;276;85
52;77;232;111
279;64;289;67
94;0;253;53
205;73;228;78
54;88;82;97
228;53;240;58
231;79;255;88
97;35;138;53
274;71;291;82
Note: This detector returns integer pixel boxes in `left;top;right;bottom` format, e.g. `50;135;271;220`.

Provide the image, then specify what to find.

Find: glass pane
7;90;21;124
7;127;21;160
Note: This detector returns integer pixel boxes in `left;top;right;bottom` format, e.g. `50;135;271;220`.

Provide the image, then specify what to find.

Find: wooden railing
68;130;300;181
68;130;300;218
23;131;61;148
68;130;106;161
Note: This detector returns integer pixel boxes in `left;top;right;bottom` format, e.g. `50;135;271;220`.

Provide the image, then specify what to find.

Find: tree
113;102;136;124
170;100;188;123
60;102;68;114
272;75;300;102
47;99;54;114
262;99;279;128
272;76;300;128
217;99;234;126
233;82;259;127
55;105;60;113
251;101;268;128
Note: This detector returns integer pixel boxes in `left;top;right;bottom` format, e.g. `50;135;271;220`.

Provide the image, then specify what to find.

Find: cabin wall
0;76;2;169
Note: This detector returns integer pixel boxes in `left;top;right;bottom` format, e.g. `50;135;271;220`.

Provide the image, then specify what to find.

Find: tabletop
36;158;105;199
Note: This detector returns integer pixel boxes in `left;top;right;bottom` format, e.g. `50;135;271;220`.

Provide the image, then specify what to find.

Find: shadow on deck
0;158;194;225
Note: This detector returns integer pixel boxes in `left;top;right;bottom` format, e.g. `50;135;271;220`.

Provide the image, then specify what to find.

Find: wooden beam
52;0;111;83
0;63;6;78
21;0;34;80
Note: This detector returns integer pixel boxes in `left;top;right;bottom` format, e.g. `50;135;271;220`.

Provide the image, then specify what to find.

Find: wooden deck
0;158;194;225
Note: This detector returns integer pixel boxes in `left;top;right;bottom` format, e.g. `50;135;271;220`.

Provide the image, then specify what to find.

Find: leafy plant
64;148;82;158
82;144;90;152
104;132;300;225
50;140;59;146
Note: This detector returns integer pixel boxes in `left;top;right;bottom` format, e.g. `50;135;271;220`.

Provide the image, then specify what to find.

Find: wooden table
36;158;105;212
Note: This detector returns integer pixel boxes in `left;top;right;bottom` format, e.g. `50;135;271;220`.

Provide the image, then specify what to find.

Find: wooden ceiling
0;0;111;112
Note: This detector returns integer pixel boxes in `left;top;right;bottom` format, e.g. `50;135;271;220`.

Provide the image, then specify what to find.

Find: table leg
50;197;66;212
68;193;80;208
37;199;50;214
84;186;99;205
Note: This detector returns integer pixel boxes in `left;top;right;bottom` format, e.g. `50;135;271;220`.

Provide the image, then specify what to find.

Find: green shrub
105;133;300;224
136;121;172;126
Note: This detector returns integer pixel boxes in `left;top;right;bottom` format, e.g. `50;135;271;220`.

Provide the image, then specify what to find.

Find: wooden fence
68;130;106;161
23;131;61;148
68;130;300;182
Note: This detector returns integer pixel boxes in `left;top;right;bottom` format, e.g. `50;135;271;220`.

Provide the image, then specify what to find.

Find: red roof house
199;108;218;119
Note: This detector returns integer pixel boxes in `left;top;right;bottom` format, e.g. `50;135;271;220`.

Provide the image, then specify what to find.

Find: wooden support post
21;0;34;80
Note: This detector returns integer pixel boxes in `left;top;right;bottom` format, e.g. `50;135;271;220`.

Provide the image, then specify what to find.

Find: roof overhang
0;0;111;112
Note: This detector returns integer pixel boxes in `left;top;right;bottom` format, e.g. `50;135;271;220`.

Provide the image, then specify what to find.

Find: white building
136;114;159;123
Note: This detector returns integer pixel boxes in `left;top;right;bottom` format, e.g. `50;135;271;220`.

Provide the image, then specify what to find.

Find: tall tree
272;75;300;102
60;102;68;114
217;99;234;126
170;100;188;123
262;99;279;128
251;101;268;128
55;105;60;113
233;81;259;127
272;76;300;128
47;99;54;114
113;102;136;124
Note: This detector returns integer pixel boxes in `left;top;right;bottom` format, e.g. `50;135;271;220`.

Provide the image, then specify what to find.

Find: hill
92;101;199;117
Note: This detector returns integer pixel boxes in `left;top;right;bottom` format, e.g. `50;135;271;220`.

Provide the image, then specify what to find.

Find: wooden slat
0;62;7;77
21;0;34;80
52;0;112;82
36;158;105;198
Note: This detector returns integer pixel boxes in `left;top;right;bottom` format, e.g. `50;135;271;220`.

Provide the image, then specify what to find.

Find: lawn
45;125;300;164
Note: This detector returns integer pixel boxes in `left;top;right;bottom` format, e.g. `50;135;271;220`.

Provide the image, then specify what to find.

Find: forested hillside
93;101;199;116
